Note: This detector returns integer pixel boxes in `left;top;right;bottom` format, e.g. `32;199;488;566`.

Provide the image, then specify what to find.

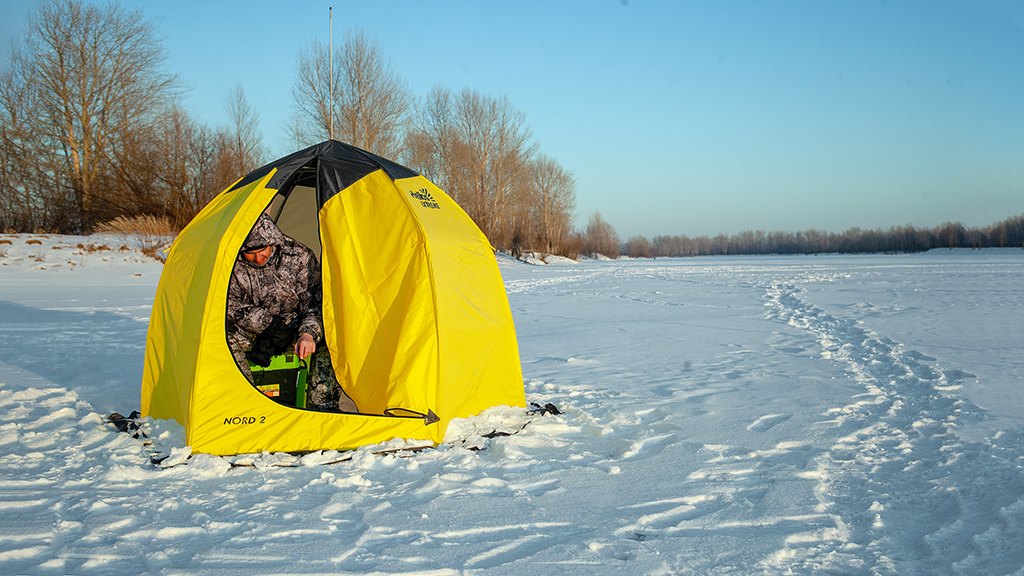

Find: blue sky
3;0;1023;239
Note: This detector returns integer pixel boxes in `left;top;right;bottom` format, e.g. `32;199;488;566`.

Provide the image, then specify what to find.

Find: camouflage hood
241;213;288;252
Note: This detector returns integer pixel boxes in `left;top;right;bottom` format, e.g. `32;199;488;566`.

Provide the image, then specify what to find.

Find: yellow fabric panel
188;187;280;451
394;177;526;424
319;171;439;416
141;176;273;425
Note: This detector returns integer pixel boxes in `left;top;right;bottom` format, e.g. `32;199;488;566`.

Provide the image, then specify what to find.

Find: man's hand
295;333;316;360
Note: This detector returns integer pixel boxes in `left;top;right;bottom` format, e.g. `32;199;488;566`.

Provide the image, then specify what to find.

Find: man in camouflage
227;213;357;412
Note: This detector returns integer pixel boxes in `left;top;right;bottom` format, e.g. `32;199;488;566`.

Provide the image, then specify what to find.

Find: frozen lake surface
1;236;1022;574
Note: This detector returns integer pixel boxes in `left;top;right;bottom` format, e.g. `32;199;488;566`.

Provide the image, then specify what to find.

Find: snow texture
1;234;1023;575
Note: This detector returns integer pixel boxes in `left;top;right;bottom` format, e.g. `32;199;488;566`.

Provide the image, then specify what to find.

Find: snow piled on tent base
118;403;559;470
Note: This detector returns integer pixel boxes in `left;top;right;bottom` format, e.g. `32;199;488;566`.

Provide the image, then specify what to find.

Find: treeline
0;0;581;260
621;214;1024;258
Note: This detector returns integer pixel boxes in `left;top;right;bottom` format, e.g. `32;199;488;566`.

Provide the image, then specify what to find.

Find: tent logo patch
410;189;441;210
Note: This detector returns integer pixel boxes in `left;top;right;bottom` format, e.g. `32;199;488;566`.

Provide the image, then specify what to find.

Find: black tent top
230;141;419;200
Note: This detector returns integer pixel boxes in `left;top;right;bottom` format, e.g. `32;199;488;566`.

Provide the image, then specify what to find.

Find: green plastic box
249;352;308;408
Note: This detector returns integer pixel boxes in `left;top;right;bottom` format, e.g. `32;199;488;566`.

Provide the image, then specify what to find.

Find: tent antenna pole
329;7;334;141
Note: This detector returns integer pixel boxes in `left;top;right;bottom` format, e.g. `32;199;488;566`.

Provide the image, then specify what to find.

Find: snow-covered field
1;234;1023;575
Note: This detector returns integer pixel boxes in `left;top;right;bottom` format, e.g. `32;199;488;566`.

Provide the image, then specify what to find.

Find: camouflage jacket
226;213;323;377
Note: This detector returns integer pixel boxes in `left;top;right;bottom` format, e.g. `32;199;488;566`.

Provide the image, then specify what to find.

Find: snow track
763;280;1024;575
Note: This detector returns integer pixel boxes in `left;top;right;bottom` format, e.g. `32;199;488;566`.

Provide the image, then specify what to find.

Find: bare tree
287;40;334;148
154;105;202;228
940;221;967;249
224;83;264;176
289;29;411;157
462;89;535;246
531;154;577;256
584;211;620;259
408;86;536;250
6;0;180;231
336;30;412;157
625;235;651;258
0;62;51;231
151;105;237;229
118;101;257;230
406;85;465;202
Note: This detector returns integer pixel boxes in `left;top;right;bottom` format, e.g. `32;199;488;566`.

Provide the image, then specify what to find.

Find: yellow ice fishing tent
141;140;524;455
